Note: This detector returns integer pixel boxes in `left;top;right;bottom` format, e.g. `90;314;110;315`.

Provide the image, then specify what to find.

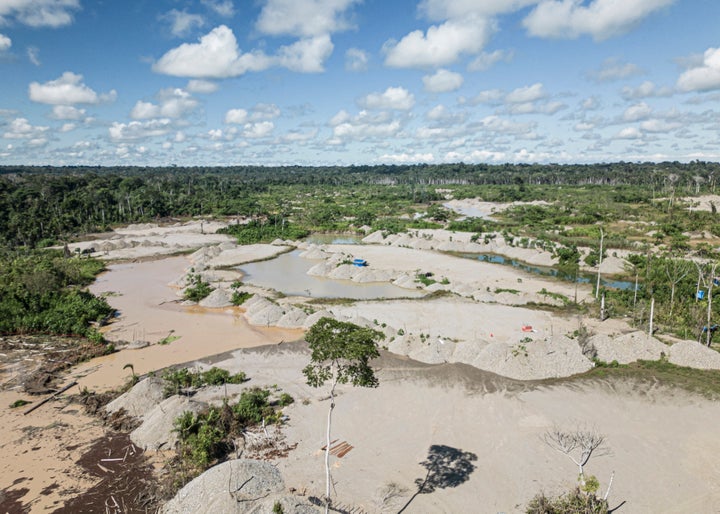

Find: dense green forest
3;161;720;344
0;249;113;338
2;161;719;248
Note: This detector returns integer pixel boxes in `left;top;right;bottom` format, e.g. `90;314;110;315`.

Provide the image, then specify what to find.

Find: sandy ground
0;253;300;512
186;343;720;514
4;218;720;512
682;194;720;212
0;389;105;513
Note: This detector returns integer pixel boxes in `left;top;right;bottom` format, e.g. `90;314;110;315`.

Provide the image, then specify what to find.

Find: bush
0;250;113;337
231;291;253;305
162;367;247;397
183;274;214;302
277;393;294;407
526;488;609;514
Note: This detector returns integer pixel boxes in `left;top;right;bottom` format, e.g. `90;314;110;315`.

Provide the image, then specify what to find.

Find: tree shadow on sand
397;444;478;513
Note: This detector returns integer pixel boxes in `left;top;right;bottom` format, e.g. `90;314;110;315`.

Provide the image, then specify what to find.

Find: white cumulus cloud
359;87;415;110
109;119;173;141
623;102;652;122
153;25;272;78
615;126;643;139
3;117;49;139
467;49;513;71
28;72;115;105
384;15;494;68
276;35;333;72
50;105;86;120
201;0;235;17
587;57;643;82
242;121;274;138
257;0;359;37
420;0;538;20
186;79;219;94
505;83;546;103
621;80;672;99
523;0;675;40
160;9;205;37
345;48;368;72
130;88;198;120
0;34;11;52
154;25;332;77
0;0;80;28
423;69;463;93
677;47;720;92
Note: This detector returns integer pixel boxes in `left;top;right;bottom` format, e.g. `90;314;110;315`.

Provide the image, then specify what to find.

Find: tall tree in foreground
303;317;383;514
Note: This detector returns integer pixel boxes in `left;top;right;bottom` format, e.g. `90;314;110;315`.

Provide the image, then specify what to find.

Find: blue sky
1;0;720;166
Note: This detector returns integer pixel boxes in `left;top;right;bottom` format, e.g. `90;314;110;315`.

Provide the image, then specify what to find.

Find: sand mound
590;331;668;364
161;459;318;514
245;297;286;326
130;395;207;451
668;340;720;369
105;377;165;419
200;287;234;308
470;336;593;380
276;308;309;329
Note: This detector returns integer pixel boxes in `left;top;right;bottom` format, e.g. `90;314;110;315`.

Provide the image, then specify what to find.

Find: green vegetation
4;163;720;353
162;366;248;397
415;273;436;287
303;317;384;512
231;290;253;306
526;488;608;514
578;359;720;399
173;386;288;469
0;249;113;338
9;399;31;408
183;272;214;302
172;386;291;472
218;218;309;244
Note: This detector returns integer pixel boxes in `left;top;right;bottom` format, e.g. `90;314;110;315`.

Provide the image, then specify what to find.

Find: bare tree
706;262;718;347
595;227;604;300
664;255;691;317
544;425;610;488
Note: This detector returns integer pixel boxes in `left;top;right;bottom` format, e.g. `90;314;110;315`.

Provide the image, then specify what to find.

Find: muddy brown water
238;249;425;299
80;255;301;391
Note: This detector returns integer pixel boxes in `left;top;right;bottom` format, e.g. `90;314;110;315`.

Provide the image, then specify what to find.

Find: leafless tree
544;425;610;488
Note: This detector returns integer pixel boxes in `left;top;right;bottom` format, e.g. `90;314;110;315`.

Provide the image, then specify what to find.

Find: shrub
183;274;214;302
231;291;253;305
526;487;608;514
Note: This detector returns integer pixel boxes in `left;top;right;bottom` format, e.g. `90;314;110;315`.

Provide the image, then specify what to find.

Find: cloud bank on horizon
1;0;719;166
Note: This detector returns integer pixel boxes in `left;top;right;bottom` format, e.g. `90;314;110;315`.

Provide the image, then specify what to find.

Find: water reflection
305;233;363;245
458;253;634;290
238;250;424;299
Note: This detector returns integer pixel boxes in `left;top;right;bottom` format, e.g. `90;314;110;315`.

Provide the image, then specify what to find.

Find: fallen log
23;381;78;415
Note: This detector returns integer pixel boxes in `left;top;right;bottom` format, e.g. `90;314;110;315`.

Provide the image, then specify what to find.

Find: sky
1;0;720;167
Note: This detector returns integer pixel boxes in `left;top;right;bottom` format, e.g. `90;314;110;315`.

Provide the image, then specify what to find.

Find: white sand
6;219;720;512
167;344;720;514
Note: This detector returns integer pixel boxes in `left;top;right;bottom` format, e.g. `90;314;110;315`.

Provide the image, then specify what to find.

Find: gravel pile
244;297;285;326
276;308;309;328
668;340;720;369
161;459;319;514
130;395;207;451
105;377;165;418
199;287;234;308
471;335;593;380
590;331;667;364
